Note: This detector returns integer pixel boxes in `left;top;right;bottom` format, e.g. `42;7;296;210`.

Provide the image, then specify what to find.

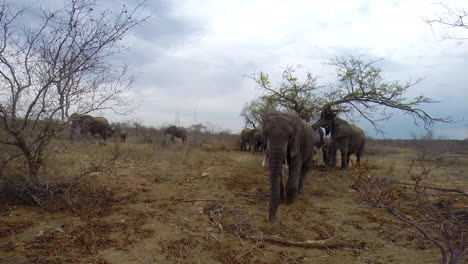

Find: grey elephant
321;136;334;167
263;111;321;220
312;109;365;169
70;113;114;141
164;125;187;144
252;125;265;153
119;129;128;142
240;128;254;151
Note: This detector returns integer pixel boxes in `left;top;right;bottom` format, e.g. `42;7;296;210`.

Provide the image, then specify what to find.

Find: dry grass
0;138;466;263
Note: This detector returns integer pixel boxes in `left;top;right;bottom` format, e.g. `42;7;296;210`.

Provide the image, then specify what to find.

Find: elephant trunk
268;143;287;221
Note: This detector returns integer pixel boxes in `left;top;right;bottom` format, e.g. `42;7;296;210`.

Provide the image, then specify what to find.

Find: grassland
0;136;467;264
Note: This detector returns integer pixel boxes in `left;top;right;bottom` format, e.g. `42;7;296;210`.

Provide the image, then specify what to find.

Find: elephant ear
290;120;303;158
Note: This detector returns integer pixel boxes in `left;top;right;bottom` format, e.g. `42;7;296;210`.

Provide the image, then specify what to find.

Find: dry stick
180;199;229;202
248;235;348;248
236;231;245;246
236;241;261;260
209;210;224;232
393;181;468;195
234;191;269;196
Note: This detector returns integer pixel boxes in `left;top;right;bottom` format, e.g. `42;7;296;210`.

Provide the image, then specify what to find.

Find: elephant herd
69;111;365;220
240;127;265;152
69;113;187;144
242;110;366;220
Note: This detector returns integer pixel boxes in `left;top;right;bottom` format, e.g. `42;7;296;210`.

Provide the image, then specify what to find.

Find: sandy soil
0;142;466;264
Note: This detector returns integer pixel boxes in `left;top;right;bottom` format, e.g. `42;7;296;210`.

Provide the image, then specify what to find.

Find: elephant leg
356;152;361;167
346;152;352;167
298;156;313;194
285;159;301;204
340;139;349;169
279;173;285;203
340;149;347;169
330;148;337;168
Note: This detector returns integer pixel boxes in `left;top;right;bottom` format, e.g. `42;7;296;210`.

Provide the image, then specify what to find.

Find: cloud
38;0;468;137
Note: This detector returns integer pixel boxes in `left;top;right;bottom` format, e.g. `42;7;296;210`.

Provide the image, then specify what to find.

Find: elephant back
176;127;187;137
94;117;110;126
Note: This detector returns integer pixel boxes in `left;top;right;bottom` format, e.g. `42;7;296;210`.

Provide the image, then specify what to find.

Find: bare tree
240;97;278;128
423;3;468;40
0;0;146;198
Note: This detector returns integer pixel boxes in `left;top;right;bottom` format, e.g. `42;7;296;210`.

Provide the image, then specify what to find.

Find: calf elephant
70;113;114;141
263;110;321;220
312;108;365;169
165;125;187;144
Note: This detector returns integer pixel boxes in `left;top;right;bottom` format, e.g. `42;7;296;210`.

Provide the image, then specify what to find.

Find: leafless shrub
0;141;122;210
409;130;446;161
352;163;467;264
0;0;146;204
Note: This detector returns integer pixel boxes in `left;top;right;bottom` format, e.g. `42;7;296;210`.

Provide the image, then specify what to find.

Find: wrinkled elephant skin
263;111;321;220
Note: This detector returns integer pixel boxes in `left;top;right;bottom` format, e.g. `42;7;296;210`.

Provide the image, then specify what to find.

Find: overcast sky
105;0;468;139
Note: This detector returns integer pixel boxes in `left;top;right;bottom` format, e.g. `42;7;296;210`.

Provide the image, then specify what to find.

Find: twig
234;191;269;196
248;235;348;248
236;230;245;246
393;181;467;195
180;199;229;202
209;210;224;232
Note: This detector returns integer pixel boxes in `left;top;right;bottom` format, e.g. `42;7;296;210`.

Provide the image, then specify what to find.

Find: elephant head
263;111;320;220
165;125;187;143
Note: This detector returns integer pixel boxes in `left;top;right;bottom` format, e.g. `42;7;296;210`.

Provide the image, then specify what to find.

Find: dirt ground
1;139;467;264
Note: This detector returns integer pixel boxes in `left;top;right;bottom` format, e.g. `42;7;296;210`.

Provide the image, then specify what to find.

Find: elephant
263;110;321;220
252;125;266;153
119;129;128;142
240;128;255;151
312;109;365;169
164;125;187;144
70;113;114;141
321;136;334;167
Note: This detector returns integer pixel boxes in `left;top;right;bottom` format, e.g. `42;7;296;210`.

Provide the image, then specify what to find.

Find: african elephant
263;111;321;220
252;125;266;153
70;113;114;141
240;128;254;151
321;136;334;167
312;110;365;169
164;125;187;144
119;129;128;142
